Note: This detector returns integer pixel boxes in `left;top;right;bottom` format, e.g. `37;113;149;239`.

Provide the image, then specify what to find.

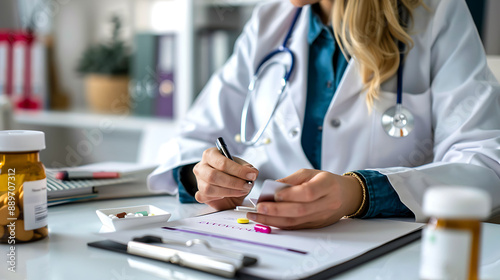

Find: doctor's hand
247;169;364;230
193;147;259;210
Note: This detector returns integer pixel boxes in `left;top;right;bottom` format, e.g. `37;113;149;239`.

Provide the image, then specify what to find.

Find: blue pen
216;137;252;184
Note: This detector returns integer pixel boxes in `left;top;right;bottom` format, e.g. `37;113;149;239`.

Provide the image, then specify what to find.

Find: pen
55;171;121;180
216;137;252;184
216;137;233;160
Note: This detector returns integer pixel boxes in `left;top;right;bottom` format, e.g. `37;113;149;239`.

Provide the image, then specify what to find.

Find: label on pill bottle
420;227;471;279
23;179;48;230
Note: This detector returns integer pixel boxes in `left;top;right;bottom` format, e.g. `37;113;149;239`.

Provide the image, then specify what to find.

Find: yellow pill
13;220;34;242
35;227;49;236
237;218;249;224
0;193;7;206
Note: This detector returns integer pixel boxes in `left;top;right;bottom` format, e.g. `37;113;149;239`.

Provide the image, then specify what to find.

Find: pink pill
254;224;272;234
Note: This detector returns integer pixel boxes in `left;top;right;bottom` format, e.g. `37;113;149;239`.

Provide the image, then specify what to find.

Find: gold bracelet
343;172;367;218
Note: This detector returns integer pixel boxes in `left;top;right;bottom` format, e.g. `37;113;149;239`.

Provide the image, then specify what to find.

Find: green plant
77;15;130;75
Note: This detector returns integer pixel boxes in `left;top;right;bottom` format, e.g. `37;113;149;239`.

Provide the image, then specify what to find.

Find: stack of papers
46;162;158;206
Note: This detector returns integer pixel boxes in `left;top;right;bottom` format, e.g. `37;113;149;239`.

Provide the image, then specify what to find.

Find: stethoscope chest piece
381;104;414;138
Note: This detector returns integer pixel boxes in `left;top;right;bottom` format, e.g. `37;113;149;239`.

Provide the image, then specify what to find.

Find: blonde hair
332;0;424;108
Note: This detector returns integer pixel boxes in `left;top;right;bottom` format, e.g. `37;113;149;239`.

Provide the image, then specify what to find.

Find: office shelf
11;1;261;165
14;110;177;132
200;0;265;6
132;0;260;121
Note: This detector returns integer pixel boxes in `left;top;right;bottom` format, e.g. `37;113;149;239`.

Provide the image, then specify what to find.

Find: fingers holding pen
193;162;252;192
193;148;258;203
197;148;258;187
204;148;258;182
194;187;247;203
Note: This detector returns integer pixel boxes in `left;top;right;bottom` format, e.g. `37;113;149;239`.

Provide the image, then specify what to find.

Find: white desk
3;194;500;280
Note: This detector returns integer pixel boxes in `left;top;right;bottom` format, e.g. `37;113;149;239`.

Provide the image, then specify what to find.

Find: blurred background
0;0;498;167
0;0;256;167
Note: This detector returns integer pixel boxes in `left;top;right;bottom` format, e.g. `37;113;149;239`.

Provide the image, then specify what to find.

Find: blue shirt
176;6;413;218
301;5;348;169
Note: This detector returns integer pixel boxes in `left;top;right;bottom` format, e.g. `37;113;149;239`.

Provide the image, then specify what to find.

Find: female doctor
148;0;500;229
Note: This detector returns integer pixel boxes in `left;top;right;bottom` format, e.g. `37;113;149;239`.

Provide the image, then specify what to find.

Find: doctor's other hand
247;169;364;230
193;147;259;210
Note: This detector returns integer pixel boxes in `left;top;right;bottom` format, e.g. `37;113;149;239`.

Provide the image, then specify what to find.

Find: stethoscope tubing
397;40;405;105
239;8;303;146
240;5;413;145
254;7;302;83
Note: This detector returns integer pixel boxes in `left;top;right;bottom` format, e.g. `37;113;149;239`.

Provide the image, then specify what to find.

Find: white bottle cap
0;130;46;152
423;186;491;219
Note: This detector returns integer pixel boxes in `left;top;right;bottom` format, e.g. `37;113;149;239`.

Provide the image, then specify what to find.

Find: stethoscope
380;40;415;138
236;7;414;146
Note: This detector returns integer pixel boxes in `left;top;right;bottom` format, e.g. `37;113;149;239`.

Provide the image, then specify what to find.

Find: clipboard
88;239;262;279
88;229;421;279
88;210;423;279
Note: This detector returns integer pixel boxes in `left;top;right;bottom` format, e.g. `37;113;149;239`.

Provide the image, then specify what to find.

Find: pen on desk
55;171;121;180
216;137;252;184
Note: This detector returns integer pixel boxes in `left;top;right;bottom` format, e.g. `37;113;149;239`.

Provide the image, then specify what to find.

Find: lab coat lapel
331;58;364;107
282;5;311;127
284;8;365;125
279;6;365;132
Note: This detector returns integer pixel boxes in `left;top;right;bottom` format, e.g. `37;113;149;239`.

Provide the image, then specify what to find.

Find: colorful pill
116;212;127;218
254;224;271;234
135;211;148;216
237;218;249;224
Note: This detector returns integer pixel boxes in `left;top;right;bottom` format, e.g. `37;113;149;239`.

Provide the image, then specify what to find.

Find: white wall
0;0;21;28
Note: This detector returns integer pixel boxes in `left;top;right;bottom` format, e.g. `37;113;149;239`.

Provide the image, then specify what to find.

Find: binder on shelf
131;33;158;116
195;30;212;95
195;29;238;96
0;30;47;109
210;30;232;74
155;34;176;118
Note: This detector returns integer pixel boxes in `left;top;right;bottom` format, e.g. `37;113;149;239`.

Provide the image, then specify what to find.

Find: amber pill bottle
419;187;491;280
0;130;48;243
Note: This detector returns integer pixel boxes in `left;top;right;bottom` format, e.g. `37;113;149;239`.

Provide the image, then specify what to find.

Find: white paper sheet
99;210;423;279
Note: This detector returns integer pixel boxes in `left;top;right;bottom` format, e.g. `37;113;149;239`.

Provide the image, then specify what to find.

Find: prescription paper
100;210;423;279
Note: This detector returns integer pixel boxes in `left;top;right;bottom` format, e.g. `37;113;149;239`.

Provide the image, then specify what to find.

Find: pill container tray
96;205;171;231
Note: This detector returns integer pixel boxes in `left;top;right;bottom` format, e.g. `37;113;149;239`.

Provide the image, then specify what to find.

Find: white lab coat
148;0;500;222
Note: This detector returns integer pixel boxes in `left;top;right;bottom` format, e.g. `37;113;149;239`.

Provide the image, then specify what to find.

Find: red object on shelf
0;30;41;110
